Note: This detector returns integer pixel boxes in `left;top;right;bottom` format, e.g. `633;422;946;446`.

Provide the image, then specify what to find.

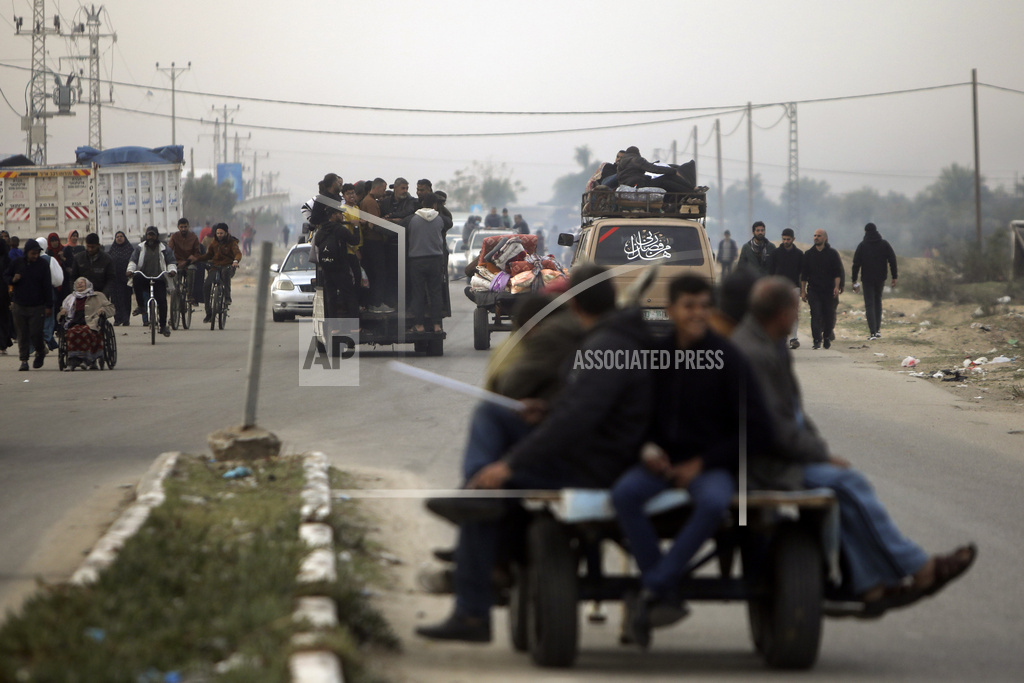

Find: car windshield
469;231;504;252
282;247;314;272
593;224;705;266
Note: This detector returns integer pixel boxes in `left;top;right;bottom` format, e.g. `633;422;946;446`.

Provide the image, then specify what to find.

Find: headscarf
62;277;95;317
46;232;64;257
108;230;134;274
66;229;80;246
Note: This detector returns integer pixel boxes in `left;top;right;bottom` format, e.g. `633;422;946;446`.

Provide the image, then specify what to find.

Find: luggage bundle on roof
581;186;708;223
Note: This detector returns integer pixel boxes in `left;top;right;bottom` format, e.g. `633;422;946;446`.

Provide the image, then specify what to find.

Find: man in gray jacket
732;276;976;616
407;193;449;333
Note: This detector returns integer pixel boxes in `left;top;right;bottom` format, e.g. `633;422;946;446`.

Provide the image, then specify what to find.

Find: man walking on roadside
770;227;803;349
736;221;776;276
800;228;842;350
851;222;898;340
717;230;738;280
3;239;52;370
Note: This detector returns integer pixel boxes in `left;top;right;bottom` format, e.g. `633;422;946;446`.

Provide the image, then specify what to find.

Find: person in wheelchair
57;277;114;370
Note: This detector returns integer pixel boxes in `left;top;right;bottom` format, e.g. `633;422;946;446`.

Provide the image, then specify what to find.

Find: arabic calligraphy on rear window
594;225;704;266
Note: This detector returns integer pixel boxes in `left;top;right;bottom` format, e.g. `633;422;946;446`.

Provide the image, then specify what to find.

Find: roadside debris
901;356;919;367
223;466;253;480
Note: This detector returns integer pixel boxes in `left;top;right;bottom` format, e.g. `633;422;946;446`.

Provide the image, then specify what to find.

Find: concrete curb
70;451;180;586
290;451;344;683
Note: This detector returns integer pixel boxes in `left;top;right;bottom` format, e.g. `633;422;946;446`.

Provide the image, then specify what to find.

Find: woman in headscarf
58;276;114;369
63;229;85;264
107;230;134;325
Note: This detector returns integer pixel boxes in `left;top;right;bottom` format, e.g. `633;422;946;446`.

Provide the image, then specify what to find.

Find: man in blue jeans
610;275;773;647
733;277;976;615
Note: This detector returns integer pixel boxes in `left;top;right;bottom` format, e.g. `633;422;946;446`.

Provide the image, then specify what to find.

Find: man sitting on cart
610;275;774;647
732;276;977;616
416;264;654;643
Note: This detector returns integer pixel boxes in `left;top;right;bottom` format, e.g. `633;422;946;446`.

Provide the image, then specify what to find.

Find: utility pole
209;105;239;166
746;101;754;229
715;118;723;233
15;1;61;163
64;6;116;150
785;103;799;234
971;68;983;245
670;139;677;165
253;151;269;197
156;61;191;146
692;125;698;182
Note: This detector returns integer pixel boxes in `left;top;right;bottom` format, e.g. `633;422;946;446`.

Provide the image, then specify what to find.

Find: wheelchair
56;315;118;371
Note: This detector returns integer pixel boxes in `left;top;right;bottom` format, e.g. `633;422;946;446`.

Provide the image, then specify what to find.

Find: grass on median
0;455;398;683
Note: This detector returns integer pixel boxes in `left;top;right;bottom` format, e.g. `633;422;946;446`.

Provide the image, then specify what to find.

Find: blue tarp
75;145;184;166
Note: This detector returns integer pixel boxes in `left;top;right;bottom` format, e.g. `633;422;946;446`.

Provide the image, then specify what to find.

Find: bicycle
207;265;234;331
134;270;172;345
170;264;196;330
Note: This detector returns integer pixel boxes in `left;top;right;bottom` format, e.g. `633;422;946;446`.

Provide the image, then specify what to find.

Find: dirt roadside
828;294;1024;413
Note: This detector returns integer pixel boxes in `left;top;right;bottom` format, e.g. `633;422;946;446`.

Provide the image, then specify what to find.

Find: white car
447;235;468;277
270;243;315;321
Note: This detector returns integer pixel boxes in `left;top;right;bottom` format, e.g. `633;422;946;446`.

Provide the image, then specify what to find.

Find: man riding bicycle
126;226;177;337
168;217;202;304
194;223;241;324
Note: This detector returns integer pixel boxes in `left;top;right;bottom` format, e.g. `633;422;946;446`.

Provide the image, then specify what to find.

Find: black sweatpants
12;303;46;362
807;289;835;345
409;255;444;328
862;280;884;335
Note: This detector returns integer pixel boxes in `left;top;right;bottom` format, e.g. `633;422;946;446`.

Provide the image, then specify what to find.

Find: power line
104;103;751;138
979;82;1024;96
0;61;976;116
0;83;24;116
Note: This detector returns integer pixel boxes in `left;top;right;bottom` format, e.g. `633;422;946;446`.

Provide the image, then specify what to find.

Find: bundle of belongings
468;234;569;294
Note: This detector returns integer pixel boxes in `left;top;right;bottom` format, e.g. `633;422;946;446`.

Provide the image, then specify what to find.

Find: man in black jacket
615;146;694;193
851;222;898;340
770;227;803;349
379;177;419;226
3;239;52;370
417;264;654;643
70;233;115;295
800;229;843;349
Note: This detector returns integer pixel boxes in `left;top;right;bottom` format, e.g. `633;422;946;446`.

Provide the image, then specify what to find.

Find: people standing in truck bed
407;193;447;334
614;146;696;193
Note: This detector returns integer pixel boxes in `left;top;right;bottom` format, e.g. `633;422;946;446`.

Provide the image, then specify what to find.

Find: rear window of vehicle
283;247;314;272
593;225;704;266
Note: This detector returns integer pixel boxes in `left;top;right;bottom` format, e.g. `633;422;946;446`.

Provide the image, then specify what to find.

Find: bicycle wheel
169;287;180;330
181;281;192;329
209;283;220;330
217;286;227;330
149;299;157;345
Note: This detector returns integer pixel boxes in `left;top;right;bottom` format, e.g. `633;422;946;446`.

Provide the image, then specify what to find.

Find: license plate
642;309;668;321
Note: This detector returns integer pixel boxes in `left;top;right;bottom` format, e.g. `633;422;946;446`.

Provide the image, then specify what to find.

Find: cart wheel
473;306;490;350
508;563;529;653
527;517;579;668
757;525;824;670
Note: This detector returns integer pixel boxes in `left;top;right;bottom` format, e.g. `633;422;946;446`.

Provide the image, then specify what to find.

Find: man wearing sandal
733;277;977;616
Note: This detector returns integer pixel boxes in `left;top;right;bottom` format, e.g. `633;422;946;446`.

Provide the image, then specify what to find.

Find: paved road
1;257;1021;680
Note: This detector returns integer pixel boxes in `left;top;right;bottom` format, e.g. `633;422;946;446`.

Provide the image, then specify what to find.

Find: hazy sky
2;0;1023;217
